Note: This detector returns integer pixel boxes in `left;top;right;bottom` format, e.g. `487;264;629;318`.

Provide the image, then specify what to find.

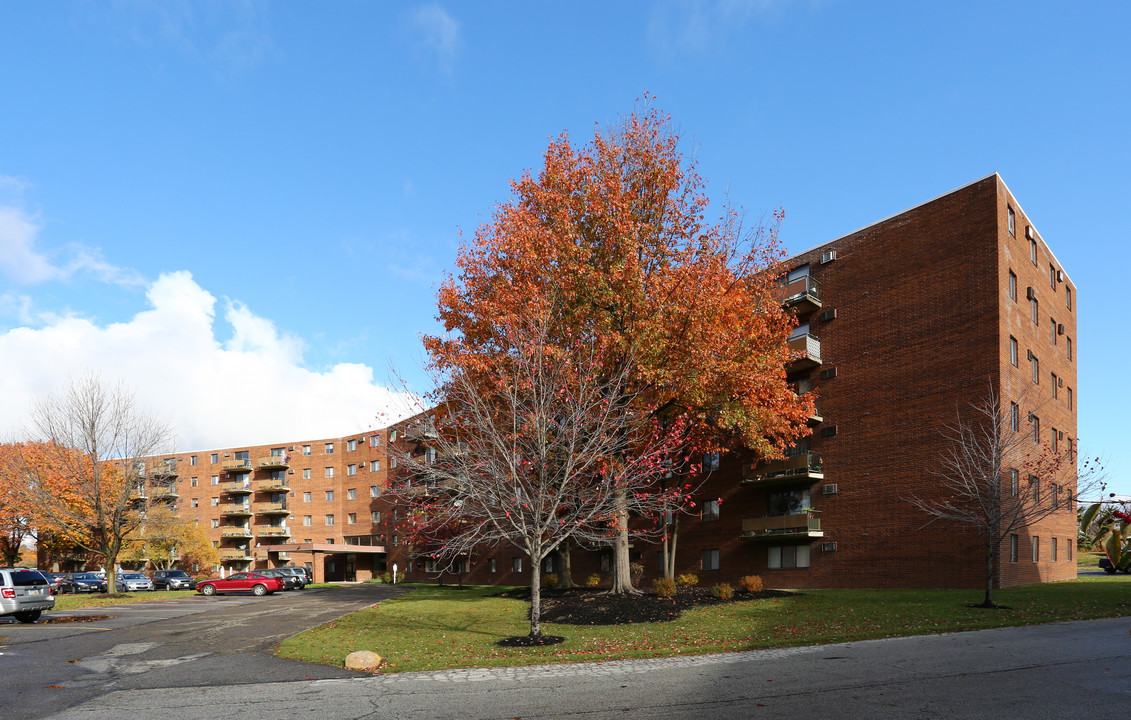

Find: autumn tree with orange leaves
428;101;812;593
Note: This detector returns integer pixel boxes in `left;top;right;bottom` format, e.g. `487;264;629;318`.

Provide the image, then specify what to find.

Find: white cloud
411;4;461;72
0;271;422;451
648;0;797;55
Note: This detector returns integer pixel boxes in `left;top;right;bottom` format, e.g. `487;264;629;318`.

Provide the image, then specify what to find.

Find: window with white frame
303;515;312;526
1032;536;1040;562
347;464;357;476
325;443;334;454
303;468;311;480
303;492;311;502
347;439;357;452
768;545;810;569
325;514;335;526
701;499;720;522
325;467;334;478
347;513;356;524
325;490;334;501
302;445;311;456
370;460;380;472
347;488;357;500
513;557;522;573
370;485;380;498
1010;534;1018;563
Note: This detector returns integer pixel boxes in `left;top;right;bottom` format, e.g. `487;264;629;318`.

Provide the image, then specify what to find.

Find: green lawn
52;590;199;610
275;576;1131;673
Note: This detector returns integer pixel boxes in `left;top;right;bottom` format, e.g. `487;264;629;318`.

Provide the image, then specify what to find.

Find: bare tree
908;388;1103;607
390;321;692;640
14;376;174;592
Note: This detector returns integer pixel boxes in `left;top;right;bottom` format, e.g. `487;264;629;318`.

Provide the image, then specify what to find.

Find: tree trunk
983;534;996;607
529;555;543;638
610;489;637;594
555;543;575;589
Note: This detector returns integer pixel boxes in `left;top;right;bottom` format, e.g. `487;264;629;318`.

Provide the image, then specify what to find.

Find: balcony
128;489;148;502
807;397;823;427
150;488;179;501
740;513;823;541
778;275;822;314
257;527;292;539
222;459;253;473
219;504;253;517
257;455;290;470
256;479;290;492
220;551;253;562
220;528;254;539
221;481;253;495
405;420;440;443
741;452;823;487
787;333;822;373
148;461;178;479
255;502;290;516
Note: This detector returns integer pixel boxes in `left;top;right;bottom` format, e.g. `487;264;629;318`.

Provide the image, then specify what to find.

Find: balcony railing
220;529;254;538
148;461;178;479
256;479;290;492
740;513;823;540
150;488;179;501
222;459;253;473
741;452;823;487
220;551;253;562
255;502;289;515
257;455;290;470
219;504;253;516
221;481;253;494
257;527;292;538
778;275;822;313
787;333;822;372
807;396;823;426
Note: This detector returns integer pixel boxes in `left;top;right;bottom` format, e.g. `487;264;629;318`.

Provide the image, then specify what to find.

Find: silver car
117;572;155;592
0;568;56;623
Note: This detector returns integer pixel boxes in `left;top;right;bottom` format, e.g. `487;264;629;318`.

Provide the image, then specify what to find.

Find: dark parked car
196;572;284;597
1099;558;1129;574
152;570;197;590
272;567;308;588
258;569;302;591
43;573;64;595
60;572;108;594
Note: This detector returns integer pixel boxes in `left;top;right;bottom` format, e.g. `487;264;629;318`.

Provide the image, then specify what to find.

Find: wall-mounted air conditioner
822;484;838;495
820;250;837;264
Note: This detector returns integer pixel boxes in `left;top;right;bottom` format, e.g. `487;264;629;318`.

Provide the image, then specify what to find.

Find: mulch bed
495;586;796;626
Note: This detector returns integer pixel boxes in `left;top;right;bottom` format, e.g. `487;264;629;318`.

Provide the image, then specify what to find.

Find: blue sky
1;1;1127;494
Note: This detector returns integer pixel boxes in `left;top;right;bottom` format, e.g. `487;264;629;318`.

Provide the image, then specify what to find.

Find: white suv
0;568;55;623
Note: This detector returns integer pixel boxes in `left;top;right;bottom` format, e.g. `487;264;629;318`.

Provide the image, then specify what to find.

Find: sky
1;1;1128;494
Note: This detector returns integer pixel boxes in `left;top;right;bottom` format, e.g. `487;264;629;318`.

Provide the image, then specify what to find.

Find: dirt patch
41;614;113;624
495;587;796;625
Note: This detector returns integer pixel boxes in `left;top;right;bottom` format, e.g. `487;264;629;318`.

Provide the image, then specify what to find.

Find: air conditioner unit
1056;269;1064;282
821;425;838;437
1026;225;1035;239
1027;350;1034;361
820;250;837;264
1057;376;1064;387
1027;412;1035;422
819;308;837;322
821;367;838;380
821;484;838;495
288;468;295;474
289;446;296;451
1057;323;1065;335
1026;287;1035;300
820;542;837;552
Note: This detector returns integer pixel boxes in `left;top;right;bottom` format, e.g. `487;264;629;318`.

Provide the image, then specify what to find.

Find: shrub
585;573;602;588
629;562;645;585
711;582;734;600
652;577;677;598
738;575;763;592
379;571;406;584
675;573;699;587
542;573;559;587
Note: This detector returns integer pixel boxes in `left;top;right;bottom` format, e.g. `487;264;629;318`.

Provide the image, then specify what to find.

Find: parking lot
0;583;407;720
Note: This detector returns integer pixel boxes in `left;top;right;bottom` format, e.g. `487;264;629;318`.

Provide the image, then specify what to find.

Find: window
768;545;810;569
191;498;199;508
1009;468;1019;497
325;490;334;502
371;511;381;523
1051;483;1060;509
370;435;381;448
211;519;219;528
303;492;312;503
1051;374;1058;398
488;558;496;573
1051;537;1058;562
347;513;356;524
302;515;312;526
1051;429;1058;452
424;447;437;465
1031;297;1039;325
347;439;357;452
389;429;398;442
1049;264;1056;289
190;455;198;466
1032;536;1040;563
1066;337;1072;360
191;477;199;487
1067;387;1073;411
211;475;219;485
1066;286;1072;310
1032;415;1040;443
1030;353;1039;383
1068;437;1075;461
347;464;357;476
234;450;249;461
1010;402;1019;431
303;468;311;480
701;549;720;571
703;452;720;472
1009;336;1018;366
513;557;522;573
325;515;335;526
347;488;357;500
1050;318;1057;344
1010;534;1018;563
302;445;311;456
210;453;218;464
701;499;720;522
370;485;380;498
325;467;334;479
1029;233;1037;264
208;496;219;507
370;460;380;472
390;458;397;468
325;443;334;454
1030;475;1040;503
1066;491;1074;513
1008;206;1015;235
1008;270;1016;300
392;535;398;546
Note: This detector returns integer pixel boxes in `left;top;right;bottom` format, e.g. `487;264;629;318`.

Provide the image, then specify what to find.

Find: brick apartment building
68;174;1076;589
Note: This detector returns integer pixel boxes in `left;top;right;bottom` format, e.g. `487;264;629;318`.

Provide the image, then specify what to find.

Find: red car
196;572;284;597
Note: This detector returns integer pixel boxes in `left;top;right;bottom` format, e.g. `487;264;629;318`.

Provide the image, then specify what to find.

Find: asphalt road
2;585;1129;720
0;584;407;719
